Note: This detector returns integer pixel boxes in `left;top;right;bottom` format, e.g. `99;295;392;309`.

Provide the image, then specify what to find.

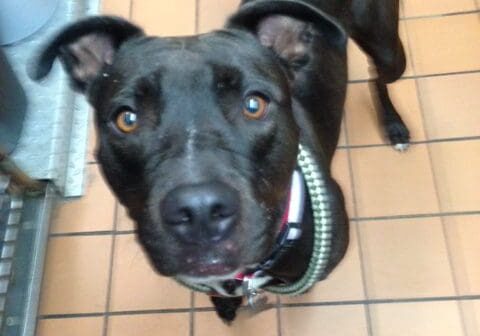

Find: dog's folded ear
31;16;144;92
227;0;347;48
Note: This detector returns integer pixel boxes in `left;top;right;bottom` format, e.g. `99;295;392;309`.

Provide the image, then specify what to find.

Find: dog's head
32;3;345;281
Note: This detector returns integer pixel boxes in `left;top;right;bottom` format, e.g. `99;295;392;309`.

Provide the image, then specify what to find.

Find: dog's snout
161;182;239;243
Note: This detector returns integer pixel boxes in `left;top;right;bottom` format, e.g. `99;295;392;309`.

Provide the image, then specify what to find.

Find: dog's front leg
210;296;243;323
369;78;410;151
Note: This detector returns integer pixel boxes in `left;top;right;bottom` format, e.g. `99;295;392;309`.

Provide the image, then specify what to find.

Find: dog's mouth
178;240;242;277
183;258;237;277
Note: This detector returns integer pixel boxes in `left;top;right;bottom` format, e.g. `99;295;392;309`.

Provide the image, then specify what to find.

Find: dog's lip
189;264;235;276
183;257;238;277
181;241;240;275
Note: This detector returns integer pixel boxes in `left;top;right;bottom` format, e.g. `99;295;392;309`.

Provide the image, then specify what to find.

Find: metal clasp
243;277;269;311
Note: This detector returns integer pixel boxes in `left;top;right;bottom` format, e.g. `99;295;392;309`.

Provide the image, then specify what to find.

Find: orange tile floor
36;1;480;335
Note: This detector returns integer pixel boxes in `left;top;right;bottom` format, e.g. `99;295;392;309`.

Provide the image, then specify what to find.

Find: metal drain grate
0;173;54;336
0;175;23;331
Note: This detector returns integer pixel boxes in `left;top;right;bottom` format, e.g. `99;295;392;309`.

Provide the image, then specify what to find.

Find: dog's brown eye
242;95;269;120
115;110;138;133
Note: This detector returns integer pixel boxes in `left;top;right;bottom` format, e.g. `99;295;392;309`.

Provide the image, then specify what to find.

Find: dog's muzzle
176;166;307;297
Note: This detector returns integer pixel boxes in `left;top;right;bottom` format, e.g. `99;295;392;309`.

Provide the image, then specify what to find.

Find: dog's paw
385;120;410;152
394;143;410;152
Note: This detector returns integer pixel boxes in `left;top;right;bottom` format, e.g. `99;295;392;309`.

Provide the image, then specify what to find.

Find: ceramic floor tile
116;204;136;231
195;310;277;336
344;79;425;146
444;215;480;295
101;0;131;18
282;222;364;303
281;305;369;336
418;73;480;140
131;0;196;36
402;0;476;18
109;234;191;311
36;317;104;336
107;313;189;336
331;149;354;217
370;301;464;336
360;217;455;299
198;0;241;33
460;300;480;336
350;145;439;218
39;236;112;315
194;292;214;308
406;14;480;76
347;39;371;81
430;140;480;213
50;164;115;233
348;22;412;81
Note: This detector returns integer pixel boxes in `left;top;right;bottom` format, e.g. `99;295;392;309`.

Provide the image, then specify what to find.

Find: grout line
38;294;480;320
49;231;116;237
342;110;374;336
399;9;480;21
113;230;137;235
337;136;480;150
102;202;120;336
439;216;470;336
281;295;480;308
128;0;133;20
49;230;137;238
195;0;200;34
109;308;207;316
348;68;480;84
352;211;480;222
46;212;480;238
39;308;196;320
402;19;469;336
276;296;282;336
190;292;195;336
40;312;106;319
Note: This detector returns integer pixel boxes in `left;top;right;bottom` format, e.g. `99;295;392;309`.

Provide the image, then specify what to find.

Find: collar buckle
243;276;269;309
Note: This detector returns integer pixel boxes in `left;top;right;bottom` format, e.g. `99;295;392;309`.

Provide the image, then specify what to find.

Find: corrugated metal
5;0;100;197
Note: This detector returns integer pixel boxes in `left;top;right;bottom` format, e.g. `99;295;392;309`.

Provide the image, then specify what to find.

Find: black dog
32;0;408;322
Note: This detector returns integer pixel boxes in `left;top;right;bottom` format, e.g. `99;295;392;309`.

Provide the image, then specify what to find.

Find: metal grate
0;172;54;336
0;175;23;331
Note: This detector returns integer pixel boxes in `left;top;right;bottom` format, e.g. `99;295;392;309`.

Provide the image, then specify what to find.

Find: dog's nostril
162;206;193;225
178;209;192;224
161;182;239;243
211;205;222;219
210;203;234;219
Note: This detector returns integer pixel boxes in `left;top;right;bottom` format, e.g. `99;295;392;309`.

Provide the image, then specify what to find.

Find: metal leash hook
243;277;269;311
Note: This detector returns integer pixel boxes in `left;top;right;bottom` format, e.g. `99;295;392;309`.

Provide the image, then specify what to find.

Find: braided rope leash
265;143;333;295
175;143;334;296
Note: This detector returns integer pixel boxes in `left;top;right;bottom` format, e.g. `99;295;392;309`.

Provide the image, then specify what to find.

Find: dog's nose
161;182;239;243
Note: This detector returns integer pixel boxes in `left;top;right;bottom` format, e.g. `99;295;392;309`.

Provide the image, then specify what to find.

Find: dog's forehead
113;30;281;77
